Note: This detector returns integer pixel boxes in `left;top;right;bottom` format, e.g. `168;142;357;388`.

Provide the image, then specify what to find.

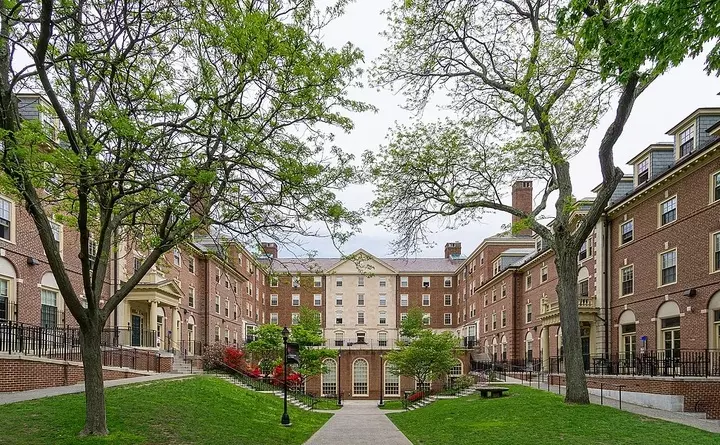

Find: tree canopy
385;330;458;389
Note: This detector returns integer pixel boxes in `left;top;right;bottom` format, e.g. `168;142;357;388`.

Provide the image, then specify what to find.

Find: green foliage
290;307;337;379
202;342;227;370
385;330;458;387
245;324;284;376
399;307;426;340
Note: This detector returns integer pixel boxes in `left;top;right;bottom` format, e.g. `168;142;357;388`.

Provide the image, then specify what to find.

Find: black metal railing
462;337;477;349
0;299;17;322
99;327;157;348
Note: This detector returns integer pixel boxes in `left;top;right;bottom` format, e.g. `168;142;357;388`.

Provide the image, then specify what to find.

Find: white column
542;326;551;373
150;300;158;348
172;308;181;347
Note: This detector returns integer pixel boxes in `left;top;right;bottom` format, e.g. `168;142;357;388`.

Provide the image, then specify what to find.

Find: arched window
708;291;720;349
483;338;490;355
40;272;62;328
525;331;534;362
384;362;399;396
577;267;590;299
352;359;368;396
500;335;508;361
321;358;337;396
0;257;17;322
656;301;680;359
446;359;463;385
618;310;637;360
491;337;498;362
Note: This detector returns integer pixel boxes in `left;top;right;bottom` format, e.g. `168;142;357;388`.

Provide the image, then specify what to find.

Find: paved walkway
0;373;190;405
505;377;720;434
304;400;412;445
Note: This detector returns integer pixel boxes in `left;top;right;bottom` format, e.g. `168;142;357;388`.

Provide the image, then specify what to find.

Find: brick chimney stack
261;242;278;258
511;181;533;236
444;242;462;259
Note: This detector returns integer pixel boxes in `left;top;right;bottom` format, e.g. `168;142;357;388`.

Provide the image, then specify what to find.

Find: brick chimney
261;242;278;259
511;181;533;236
444;242;462;259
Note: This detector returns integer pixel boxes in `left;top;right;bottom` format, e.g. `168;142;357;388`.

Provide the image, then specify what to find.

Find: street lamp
337;348;342;406
378;353;385;407
281;326;291;426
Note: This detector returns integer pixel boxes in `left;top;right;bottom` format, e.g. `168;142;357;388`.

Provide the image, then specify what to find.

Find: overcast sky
284;1;720;259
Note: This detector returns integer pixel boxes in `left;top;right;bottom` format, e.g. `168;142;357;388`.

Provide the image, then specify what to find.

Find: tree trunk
80;322;109;436
554;249;590;404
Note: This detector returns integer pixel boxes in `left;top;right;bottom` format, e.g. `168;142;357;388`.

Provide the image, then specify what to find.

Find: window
335;311;343;325
621;323;636;361
661;316;681;358
215;326;220;342
379;311;387;325
400;312;408;322
357;276;364;287
1;280;10;320
713;172;720;203
270;313;278;324
215;267;220;284
637;158;649;184
134;257;142;273
40;289;58;328
187;287;195;308
357;332;366;345
501;310;507;327
492;289;497;303
713;232;720;272
270;276;279;287
225;328;229;344
335;294;343;306
314;276;322;287
321;359;337;396
525;273;532;290
444;294;452;306
270;294;278;306
0;197;12;241
444;313;452;325
540;266;548;283
492;313;497;330
679;126;694;157
444;277;452;287
578;279;589;297
501;284;507;298
357;293;365;306
353;359;368;396
620;220;634;245
335;331;344;346
400;276;408;288
385;362;399;395
422;277;430;287
292;294;300;306
493;259;501;276
578;238;592;261
526;303;532;323
400;294;408;307
224;298;229;317
660;249;677;285
379;277;387;288
314;294;322;306
335;277;343;287
291;276;300;288
50;221;61;251
422;294;430;306
215;295;220;313
379;294;387;307
173;248;181;266
422;313;431;326
483;316;488;333
225;279;230;290
357;312;365;325
379;331;388;347
291;313;299;325
660;196;677;226
188;257;195;274
621;266;634;296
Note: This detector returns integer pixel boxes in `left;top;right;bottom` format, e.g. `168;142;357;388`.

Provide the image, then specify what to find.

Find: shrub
202;342;226;370
454;374;475;389
224;346;246;370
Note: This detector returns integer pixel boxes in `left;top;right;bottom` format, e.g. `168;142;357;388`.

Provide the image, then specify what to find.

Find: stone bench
476;386;509;398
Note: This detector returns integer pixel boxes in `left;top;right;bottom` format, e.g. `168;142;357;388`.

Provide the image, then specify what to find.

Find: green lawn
0;376;331;445
378;400;405;410
388;385;719;445
312;398;342;410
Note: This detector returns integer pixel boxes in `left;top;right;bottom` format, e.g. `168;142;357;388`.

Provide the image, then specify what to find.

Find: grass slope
388;385;719;445
0;376;331;445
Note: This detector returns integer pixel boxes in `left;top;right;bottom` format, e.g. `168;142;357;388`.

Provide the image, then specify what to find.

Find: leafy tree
0;0;368;435
369;0;720;404
291;307;336;382
385;330;458;391
399;307;425;340
245;324;284;377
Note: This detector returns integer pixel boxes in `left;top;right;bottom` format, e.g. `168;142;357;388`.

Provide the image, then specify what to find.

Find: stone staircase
170;354;201;374
408;383;486;410
216;374;314;410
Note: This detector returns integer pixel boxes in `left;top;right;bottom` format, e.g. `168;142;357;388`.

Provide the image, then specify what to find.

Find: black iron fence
551;350;720;378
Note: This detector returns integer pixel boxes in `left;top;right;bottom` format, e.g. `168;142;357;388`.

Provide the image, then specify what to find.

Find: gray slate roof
262;256;460;274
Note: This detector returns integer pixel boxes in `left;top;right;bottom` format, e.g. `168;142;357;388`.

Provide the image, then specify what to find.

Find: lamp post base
281;413;291;426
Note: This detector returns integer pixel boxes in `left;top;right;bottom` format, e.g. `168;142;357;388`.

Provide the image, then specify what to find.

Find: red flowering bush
224;346;246;370
271;364;302;387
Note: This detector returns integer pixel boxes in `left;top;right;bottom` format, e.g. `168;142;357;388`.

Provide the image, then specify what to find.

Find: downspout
205;254;210;348
113;230;119;345
603;217;610;361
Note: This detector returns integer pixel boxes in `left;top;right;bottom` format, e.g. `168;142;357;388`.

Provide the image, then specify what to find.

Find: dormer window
535;238;542;252
637;158;649;185
679;126;694;157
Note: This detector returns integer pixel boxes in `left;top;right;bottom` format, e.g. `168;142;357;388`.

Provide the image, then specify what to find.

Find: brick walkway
0;373;190;405
304;400;411;445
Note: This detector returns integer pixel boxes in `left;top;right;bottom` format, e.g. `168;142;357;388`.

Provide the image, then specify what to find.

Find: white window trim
422;294;430;306
292;294;300;306
49;219;64;258
636;156;650;184
444;294;452;306
540;266;548;283
270;294;278;306
444;277;452;287
619;264;634;297
400;294;408;307
525;272;532;290
657;248;678;287
400;276;409;288
658;195;678;228
712;170;720;204
314;294;322;306
619;219;635;246
314;276;322;288
711;231;720;274
444;313;452;326
676;124;695;159
0;195;16;244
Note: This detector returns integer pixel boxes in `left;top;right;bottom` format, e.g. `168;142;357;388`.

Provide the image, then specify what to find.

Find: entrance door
131;315;141;346
581;326;590;371
187;324;194;355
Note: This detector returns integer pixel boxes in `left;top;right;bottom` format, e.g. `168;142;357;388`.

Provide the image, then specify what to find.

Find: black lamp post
281;326;291;426
337;348;342;406
378;353;385;407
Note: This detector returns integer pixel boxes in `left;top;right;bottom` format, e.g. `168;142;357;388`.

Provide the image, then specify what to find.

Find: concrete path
504;377;720;434
0;373;191;405
304;400;412;445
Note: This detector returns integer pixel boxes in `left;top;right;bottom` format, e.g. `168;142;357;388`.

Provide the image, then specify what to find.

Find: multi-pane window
357;276;364;287
660;197;677;226
292;294;300;306
483;316;488;333
225;299;229;317
357;293;365;306
215;295;220;313
384;363;399;395
679;126;694;157
270;276;279;287
173;248;181;266
379;294;387;307
661;316;681;358
291;276;300;288
335;331;344;346
357;312;365;325
314;276;322;287
501;310;506;327
314;294;322;306
525;273;532;290
444;313;451;325
483;294;488;307
270;294;278;306
578;279;589;297
621;220;634;244
621;324;636;360
660;249;677;285
321;359;337;396
714;172;720;202
501;284;507;298
41;289;58;328
422;277;430;287
621;266;634;296
578;238;591;261
0;197;12;241
400;312;408;322
492;260;501;276
0;279;8;321
379;311;387;325
270;313;278;324
491;313;497;330
444;294;452;306
713;232;720;272
422;294;430;306
422;313;431;326
188;257;195;274
540;266;548;283
335;311;343;325
378;331;388;347
637;158;649;184
353;359;368;396
335;277;343;287
444;277;452;287
400;276;408;287
50;221;61;251
400;294;408;307
335;294;343;306
379;277;387;288
291;313;299;325
526;304;532;323
492;289;497;303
